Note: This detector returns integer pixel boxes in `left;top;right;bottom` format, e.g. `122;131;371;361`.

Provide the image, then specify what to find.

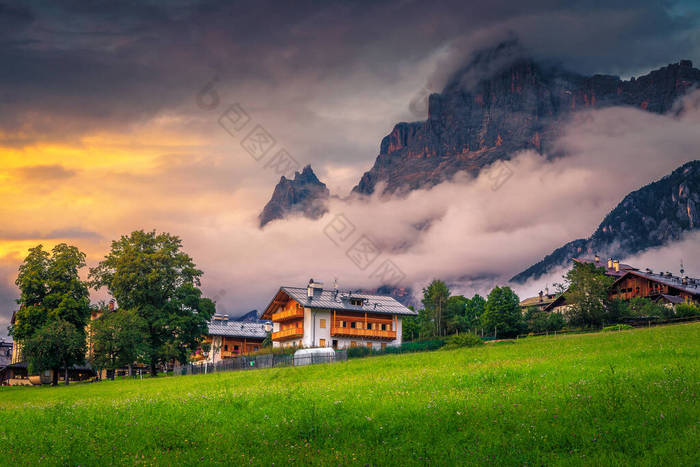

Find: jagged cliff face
510;160;700;283
259;165;330;228
353;44;700;195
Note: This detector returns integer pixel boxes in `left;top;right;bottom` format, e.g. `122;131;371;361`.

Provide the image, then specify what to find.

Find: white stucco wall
272;307;408;349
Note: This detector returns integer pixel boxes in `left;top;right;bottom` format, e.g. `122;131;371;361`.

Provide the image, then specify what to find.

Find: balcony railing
271;307;304;322
272;328;304;341
331;327;396;340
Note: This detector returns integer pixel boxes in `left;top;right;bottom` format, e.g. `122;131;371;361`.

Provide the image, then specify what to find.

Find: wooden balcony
331;327;396;340
272;328;304;341
271;307;304;322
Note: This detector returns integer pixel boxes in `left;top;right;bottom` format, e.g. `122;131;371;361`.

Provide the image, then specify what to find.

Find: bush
250;346;295;356
603;324;633;332
675;303;700;317
347;346;372;359
443;333;483;349
398;339;445;352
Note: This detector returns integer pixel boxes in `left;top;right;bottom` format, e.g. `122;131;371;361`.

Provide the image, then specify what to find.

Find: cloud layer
1;1;700;337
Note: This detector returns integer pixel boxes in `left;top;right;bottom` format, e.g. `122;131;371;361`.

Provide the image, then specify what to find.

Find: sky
1;0;700;338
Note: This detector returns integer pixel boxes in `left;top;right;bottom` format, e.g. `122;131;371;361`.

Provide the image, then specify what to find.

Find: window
350;322;356;329
224;345;228;351
332;340;338;349
381;324;387;331
320;318;326;329
319;339;326;347
366;342;372;349
342;321;347;328
350;298;363;306
381;343;387;350
357;322;363;329
366;323;372;330
350;341;357;348
234;345;239;351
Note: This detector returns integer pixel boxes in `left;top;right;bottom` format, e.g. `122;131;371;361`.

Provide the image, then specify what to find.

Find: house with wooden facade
193;314;268;363
260;280;417;350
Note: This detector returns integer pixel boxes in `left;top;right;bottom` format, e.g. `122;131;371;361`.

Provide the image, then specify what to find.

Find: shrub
443;333;483;349
675;303;700;317
603;324;633;332
399;339;445;352
347;346;372;359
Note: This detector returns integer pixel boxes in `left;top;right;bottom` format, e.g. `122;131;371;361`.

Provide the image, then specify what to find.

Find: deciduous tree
22;320;85;385
89;230;215;376
481;286;522;337
422;280;450;337
10;244;91;384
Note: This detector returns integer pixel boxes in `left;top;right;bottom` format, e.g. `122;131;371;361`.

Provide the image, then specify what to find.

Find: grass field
1;323;698;465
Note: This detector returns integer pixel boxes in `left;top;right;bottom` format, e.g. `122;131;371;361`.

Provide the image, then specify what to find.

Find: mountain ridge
510;160;700;284
352;42;700;195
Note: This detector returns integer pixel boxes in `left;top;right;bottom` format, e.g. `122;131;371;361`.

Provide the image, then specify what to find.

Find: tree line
402;261;699;342
9;230;215;385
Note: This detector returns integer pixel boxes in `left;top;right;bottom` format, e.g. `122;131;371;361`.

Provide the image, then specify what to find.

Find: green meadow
1;324;698;466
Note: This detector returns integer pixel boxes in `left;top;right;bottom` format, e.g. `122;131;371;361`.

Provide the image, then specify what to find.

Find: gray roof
614;270;700;297
276;286;417;316
207;319;268;339
656;294;686;304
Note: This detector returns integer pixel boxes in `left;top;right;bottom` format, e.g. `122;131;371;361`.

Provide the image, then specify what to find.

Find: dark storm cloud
1;0;698;148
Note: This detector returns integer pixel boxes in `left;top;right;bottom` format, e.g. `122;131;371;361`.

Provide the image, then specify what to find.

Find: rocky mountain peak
258;165;330;228
352;50;700;196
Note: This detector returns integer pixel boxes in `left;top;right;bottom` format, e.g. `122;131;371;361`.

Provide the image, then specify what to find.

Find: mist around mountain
511;160;699;283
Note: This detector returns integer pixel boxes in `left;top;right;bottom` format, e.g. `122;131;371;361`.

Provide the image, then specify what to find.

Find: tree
91;309;150;379
9;244;91;383
523;307;565;333
481;286;522;338
89;230;216;376
422;280;450;337
465;294;486;330
445;295;468;334
22;320;85;386
402;306;421;341
562;262;614;327
627;297;671;319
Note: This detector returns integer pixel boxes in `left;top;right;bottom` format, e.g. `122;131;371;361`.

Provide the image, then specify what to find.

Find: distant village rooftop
207;315;269;339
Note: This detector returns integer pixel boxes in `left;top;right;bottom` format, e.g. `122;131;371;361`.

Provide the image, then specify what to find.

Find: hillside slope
511;160;699;283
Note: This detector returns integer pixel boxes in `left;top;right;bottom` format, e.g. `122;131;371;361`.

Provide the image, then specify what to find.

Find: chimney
545;287;549;296
607;258;613;269
594;254;600;262
682;276;689;286
613;260;620;272
538;290;543;302
108;299;115;311
307;278;314;300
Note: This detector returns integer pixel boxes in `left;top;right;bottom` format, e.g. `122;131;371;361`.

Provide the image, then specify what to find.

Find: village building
193;314;268;363
260;279;417;350
542;256;700;313
519;289;560;312
0;339;12;367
